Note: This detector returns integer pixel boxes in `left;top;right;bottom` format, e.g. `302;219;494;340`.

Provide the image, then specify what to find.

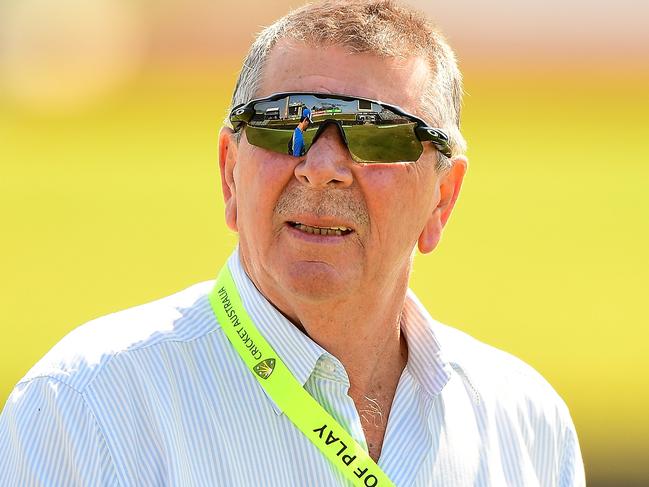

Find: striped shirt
0;249;584;486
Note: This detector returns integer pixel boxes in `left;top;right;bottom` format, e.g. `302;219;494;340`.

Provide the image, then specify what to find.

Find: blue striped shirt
0;249;584;486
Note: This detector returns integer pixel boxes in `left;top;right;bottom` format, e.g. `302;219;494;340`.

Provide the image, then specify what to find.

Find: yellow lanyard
208;265;396;487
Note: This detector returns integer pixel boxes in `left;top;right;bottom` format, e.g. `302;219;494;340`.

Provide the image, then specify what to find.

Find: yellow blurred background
1;1;647;485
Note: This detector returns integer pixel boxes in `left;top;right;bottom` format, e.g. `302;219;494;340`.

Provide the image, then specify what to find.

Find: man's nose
294;124;354;188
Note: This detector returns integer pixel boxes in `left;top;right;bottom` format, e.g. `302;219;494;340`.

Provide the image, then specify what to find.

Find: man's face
220;40;465;317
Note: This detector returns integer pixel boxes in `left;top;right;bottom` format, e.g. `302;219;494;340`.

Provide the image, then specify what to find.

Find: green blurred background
1;1;647;485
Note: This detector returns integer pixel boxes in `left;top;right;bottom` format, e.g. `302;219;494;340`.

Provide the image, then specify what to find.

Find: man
289;107;313;156
0;1;585;485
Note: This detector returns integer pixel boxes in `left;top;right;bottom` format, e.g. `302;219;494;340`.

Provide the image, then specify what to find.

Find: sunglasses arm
229;103;255;131
415;126;453;158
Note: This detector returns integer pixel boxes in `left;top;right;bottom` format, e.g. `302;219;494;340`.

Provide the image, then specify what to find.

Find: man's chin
280;260;357;302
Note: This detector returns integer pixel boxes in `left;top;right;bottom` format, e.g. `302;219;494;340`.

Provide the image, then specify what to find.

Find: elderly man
0;1;585;486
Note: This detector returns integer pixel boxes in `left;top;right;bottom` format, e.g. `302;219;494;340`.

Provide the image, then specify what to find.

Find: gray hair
226;0;467;170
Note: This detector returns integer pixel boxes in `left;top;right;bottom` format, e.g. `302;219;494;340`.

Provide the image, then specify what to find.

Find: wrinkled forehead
258;39;431;120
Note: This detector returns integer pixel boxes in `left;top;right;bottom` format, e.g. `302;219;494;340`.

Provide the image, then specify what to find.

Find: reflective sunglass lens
344;123;423;163
244;126;293;154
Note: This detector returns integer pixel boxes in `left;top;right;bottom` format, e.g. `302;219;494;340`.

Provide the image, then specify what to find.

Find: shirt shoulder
429;321;585;485
19;281;218;394
432;320;573;420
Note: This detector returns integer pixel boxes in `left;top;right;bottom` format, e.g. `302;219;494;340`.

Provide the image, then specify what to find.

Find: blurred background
0;0;647;485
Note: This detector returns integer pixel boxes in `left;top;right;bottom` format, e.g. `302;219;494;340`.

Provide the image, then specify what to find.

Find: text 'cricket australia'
218;287;263;361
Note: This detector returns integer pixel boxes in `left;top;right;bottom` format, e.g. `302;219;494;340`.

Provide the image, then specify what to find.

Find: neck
294;284;409;394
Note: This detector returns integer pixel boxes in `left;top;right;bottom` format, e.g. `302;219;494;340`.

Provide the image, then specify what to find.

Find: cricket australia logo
253;358;276;379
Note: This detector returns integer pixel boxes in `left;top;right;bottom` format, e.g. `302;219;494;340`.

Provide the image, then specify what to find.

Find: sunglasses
229;92;452;163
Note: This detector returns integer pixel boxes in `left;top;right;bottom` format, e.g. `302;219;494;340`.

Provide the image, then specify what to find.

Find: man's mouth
287;221;354;236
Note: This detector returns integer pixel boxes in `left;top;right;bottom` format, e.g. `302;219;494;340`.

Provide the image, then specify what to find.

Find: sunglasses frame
229;91;453;160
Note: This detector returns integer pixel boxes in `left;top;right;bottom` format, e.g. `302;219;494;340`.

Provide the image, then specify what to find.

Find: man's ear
219;126;239;232
418;155;468;254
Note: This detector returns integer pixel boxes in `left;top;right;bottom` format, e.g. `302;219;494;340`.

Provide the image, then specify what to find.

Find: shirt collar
400;289;453;398
226;248;327;404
